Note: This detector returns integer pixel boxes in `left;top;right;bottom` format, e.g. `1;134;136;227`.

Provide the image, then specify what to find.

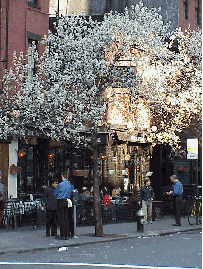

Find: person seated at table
78;187;92;204
78;187;93;225
112;186;122;204
42;178;59;237
102;188;111;221
126;187;140;219
126;187;139;204
102;189;111;208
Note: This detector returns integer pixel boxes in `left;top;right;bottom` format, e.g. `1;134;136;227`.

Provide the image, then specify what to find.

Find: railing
76;202;141;226
2;198;165;229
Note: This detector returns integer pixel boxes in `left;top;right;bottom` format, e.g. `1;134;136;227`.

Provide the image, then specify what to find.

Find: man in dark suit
42;178;59;236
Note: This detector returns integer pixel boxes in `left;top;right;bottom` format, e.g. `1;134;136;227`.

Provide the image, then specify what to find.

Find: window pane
183;1;189;20
27;147;34;192
28;0;38;4
18;147;26;193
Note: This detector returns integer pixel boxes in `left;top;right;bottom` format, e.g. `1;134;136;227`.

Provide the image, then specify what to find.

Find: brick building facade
0;0;49;198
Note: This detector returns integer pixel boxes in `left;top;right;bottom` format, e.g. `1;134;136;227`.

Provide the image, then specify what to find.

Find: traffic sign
187;138;198;159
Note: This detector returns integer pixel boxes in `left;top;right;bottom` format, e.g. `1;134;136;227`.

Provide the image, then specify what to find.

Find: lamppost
101;154;105;184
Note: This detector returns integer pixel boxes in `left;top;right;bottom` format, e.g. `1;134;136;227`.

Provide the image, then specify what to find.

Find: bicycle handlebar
188;196;202;200
194;196;202;200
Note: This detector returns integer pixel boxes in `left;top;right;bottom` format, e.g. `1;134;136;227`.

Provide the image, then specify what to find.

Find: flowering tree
144;28;202;150
0;2;201;235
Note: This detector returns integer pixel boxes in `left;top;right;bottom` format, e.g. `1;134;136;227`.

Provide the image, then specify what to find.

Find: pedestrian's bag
67;199;72;208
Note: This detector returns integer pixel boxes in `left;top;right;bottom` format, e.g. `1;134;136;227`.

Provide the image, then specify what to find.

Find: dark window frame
183;0;189;20
28;0;41;9
27;33;40;78
106;0;112;13
27;31;41;42
106;0;129;13
195;3;200;26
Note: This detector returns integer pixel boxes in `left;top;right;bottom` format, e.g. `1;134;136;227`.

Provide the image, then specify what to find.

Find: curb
0;226;201;256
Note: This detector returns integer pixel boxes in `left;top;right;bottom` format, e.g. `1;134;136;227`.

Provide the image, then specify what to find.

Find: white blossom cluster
0;2;201;151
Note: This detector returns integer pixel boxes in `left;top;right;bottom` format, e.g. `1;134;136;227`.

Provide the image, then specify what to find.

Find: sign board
10;164;21;174
187;139;198;159
72;170;89;177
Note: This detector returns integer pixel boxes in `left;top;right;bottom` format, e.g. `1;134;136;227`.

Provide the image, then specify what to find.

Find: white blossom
0;2;201;151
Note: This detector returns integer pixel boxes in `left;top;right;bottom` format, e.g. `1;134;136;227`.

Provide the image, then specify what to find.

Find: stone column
8;139;18;198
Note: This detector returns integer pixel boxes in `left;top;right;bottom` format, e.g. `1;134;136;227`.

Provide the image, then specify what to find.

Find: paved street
0;230;201;269
0;216;202;269
0;216;201;254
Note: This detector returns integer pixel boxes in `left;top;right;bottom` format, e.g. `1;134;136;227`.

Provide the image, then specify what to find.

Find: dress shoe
51;233;58;236
55;236;68;240
172;224;181;226
60;237;68;240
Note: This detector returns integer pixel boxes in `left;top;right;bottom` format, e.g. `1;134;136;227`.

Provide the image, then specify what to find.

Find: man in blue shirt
54;170;74;240
167;175;183;226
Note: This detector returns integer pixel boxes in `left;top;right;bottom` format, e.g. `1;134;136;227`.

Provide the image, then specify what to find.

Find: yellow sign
187;139;198;159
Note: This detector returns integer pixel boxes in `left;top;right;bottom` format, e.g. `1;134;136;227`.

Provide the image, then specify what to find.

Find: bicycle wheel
188;206;196;225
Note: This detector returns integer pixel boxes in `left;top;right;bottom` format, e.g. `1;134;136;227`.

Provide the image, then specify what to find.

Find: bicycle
188;196;202;225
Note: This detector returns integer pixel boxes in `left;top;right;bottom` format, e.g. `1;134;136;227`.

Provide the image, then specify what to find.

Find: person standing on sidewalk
54;170;74;240
166;175;183;226
138;178;154;224
67;178;75;238
42;179;59;236
0;171;6;226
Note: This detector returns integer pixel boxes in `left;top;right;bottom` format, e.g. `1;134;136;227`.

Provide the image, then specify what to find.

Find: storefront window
56;148;63;180
47;148;73;182
27;147;34;192
18;142;90;195
18;147;26;193
47;149;56;184
18;146;34;194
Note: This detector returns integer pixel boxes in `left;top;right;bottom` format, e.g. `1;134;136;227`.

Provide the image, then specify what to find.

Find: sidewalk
0;216;201;255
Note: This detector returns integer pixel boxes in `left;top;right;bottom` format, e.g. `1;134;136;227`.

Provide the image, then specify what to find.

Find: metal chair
23;201;37;225
3;201;17;230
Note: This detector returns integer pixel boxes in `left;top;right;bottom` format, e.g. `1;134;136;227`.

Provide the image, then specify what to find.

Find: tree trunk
92;129;104;237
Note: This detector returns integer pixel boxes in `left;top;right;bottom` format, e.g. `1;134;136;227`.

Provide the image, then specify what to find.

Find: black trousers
58;199;69;238
46;210;57;234
173;195;182;225
68;207;74;236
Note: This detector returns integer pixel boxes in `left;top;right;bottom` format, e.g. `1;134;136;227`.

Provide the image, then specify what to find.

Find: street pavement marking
0;262;200;269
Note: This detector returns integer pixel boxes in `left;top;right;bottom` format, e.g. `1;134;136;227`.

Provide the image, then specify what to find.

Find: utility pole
57;0;59;16
5;0;8;70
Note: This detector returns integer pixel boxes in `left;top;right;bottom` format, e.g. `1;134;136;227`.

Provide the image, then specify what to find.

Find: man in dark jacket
42;179;59;236
138;178;154;224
